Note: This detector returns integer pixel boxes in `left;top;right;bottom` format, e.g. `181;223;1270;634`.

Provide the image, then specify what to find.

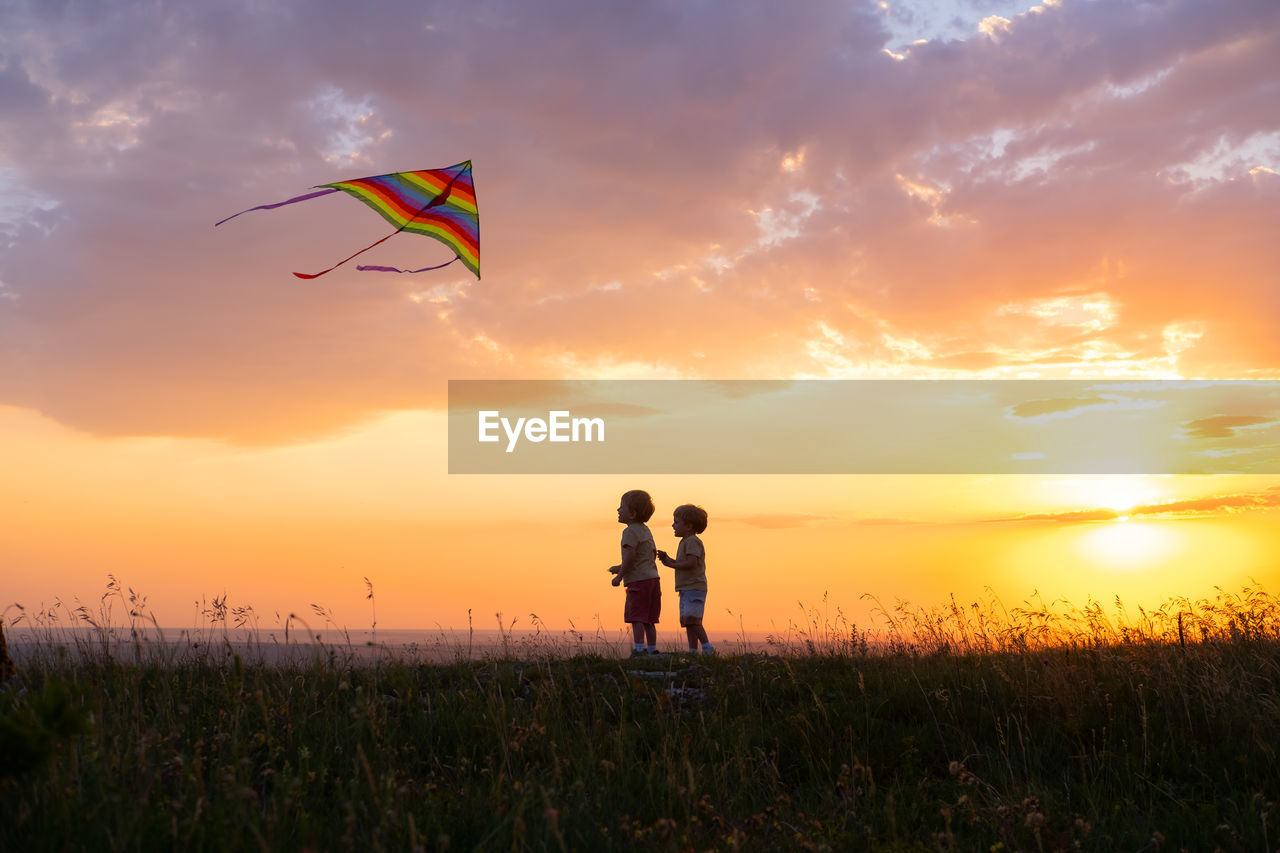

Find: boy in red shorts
607;489;662;656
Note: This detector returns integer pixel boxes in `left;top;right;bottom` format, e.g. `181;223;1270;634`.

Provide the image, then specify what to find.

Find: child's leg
684;624;698;650
687;593;711;652
631;623;645;648
644;623;657;649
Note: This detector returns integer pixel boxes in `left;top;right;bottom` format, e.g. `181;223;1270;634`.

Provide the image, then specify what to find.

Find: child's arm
608;544;638;586
657;550;699;570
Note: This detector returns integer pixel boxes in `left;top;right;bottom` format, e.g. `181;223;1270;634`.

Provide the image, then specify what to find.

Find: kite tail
293;229;407;279
214;188;340;227
356;257;461;274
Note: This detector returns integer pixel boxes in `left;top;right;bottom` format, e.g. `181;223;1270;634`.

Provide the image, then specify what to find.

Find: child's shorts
624;577;661;624
679;590;706;626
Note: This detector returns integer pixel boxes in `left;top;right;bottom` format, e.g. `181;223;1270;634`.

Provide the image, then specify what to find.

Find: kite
216;161;479;279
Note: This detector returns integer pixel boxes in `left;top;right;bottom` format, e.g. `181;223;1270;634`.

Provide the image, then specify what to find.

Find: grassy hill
3;590;1279;850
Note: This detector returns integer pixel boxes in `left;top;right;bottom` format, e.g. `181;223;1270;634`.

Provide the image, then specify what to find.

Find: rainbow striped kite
216;161;479;279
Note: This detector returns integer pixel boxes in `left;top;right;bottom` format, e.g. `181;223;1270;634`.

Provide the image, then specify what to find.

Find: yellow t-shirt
620;523;659;585
673;534;707;592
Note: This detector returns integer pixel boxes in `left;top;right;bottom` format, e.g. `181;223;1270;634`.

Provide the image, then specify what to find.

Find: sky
1;0;1278;639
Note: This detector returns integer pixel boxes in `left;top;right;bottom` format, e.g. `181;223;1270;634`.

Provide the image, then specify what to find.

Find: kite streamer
216;161;480;280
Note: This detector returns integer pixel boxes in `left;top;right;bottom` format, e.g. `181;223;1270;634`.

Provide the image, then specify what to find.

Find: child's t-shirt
673;534;707;592
620;522;659;585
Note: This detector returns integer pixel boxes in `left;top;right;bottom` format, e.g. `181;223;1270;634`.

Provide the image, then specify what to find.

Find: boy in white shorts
657;504;713;655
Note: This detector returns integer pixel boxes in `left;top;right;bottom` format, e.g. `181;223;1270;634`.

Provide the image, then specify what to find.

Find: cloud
0;56;49;115
847;516;926;526
1005;394;1164;421
991;488;1280;523
993;508;1122;524
1008;396;1116;418
1131;492;1280;516
1182;414;1275;439
1;0;1278;442
721;513;833;529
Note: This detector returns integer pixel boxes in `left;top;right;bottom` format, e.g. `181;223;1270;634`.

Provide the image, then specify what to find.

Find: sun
1074;520;1187;572
1063;478;1188;570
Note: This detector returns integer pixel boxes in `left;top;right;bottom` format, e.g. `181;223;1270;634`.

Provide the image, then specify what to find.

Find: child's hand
656;549;669;563
608;564;620;574
611;575;622;587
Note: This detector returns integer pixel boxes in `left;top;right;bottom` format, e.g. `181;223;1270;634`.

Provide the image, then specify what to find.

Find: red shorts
624;577;661;625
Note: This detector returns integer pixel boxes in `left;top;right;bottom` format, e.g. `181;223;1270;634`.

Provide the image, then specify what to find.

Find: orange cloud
992;489;1280;524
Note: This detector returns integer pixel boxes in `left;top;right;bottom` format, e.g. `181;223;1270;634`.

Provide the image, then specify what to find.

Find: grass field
3;585;1279;851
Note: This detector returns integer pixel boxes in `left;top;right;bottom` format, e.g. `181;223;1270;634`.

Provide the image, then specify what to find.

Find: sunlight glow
1047;476;1167;513
1074;521;1185;571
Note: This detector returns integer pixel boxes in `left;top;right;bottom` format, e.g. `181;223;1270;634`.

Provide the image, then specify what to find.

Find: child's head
619;490;655;523
672;504;708;534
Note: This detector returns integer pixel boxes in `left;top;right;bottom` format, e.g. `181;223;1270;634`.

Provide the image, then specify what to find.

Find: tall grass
3;582;1280;850
762;584;1280;657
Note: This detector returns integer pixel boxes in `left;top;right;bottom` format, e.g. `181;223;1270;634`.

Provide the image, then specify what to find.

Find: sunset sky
2;0;1278;637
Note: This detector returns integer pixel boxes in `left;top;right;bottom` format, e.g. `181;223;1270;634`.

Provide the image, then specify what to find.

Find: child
657;504;713;655
608;489;662;657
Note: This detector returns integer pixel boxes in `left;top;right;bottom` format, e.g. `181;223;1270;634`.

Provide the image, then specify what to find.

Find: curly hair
673;503;708;534
620;490;656;522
